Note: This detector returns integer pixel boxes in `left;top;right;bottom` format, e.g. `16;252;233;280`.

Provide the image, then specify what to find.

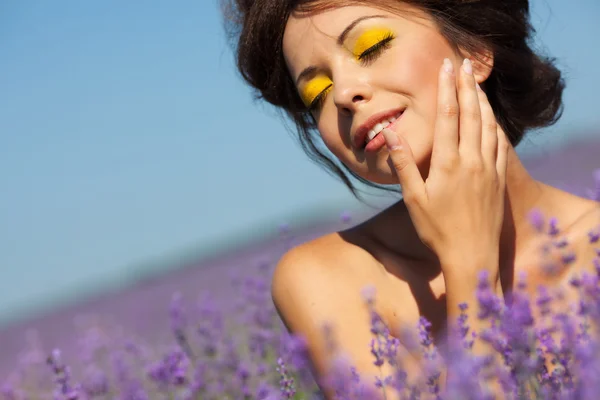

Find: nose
332;71;373;116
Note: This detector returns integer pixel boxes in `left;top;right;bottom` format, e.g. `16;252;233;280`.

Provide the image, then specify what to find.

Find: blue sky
1;0;599;326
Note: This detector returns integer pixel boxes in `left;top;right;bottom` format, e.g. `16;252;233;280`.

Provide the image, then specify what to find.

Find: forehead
282;4;427;81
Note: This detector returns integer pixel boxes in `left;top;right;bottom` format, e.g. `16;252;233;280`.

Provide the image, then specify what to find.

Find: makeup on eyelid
301;76;333;107
299;26;395;109
353;27;396;58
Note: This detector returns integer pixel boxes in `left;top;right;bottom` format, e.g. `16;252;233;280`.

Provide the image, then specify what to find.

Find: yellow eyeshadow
353;27;395;58
300;76;333;107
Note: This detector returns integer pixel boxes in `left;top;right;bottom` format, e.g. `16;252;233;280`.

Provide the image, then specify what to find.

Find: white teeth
367;129;377;141
366;112;403;143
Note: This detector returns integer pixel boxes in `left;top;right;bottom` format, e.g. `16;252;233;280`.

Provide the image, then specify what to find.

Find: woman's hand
382;58;509;282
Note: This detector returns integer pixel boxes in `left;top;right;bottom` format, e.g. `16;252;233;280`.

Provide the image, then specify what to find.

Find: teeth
366;112;403;143
367;129;377;141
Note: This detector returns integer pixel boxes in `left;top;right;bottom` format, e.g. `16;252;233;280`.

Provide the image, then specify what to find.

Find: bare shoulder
271;230;398;394
565;199;600;269
274;230;380;281
538;198;600;291
271;230;385;328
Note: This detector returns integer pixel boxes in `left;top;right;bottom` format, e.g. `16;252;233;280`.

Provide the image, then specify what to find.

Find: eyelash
308;84;332;111
308;33;395;112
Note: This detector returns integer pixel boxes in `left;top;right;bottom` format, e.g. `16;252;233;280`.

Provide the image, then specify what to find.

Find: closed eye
308;84;333;111
306;34;395;112
357;32;395;65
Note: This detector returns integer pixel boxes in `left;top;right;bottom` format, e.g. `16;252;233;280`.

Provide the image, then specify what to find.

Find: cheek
394;51;440;101
383;31;449;106
317;119;347;157
389;54;443;135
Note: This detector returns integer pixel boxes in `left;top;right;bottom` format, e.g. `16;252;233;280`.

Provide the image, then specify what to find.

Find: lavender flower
147;347;189;388
588;228;600;244
9;210;600;400
46;349;80;400
276;357;296;399
169;292;195;361
81;365;108;397
111;350;149;400
196;291;223;358
548;217;560;236
1;383;24;400
528;208;545;232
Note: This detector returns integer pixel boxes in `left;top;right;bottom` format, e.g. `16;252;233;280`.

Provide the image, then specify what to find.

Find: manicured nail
463;58;473;75
382;128;401;150
443;58;453;74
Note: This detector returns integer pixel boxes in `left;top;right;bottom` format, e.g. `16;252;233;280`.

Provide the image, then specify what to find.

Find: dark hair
222;0;565;199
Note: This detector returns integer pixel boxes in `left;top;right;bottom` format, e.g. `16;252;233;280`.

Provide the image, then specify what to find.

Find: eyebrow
295;14;387;85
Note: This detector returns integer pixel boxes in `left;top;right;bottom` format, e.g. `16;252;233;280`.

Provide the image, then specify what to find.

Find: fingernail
476;82;482;91
443;58;453;74
382;128;401;150
463;58;473;75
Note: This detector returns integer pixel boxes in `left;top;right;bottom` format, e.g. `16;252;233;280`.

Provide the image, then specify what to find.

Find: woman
223;0;600;397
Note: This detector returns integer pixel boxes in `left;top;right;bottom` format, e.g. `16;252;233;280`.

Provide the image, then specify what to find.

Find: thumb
381;128;425;202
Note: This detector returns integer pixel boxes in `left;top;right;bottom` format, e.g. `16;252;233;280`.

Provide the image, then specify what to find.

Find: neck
366;146;564;270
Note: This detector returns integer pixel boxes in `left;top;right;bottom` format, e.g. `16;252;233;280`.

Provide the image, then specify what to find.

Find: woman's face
283;4;470;184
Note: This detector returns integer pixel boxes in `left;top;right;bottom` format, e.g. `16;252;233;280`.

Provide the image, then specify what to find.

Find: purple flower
280;333;310;370
553;237;570;248
46;349;81;400
535;285;554;317
548;217;560;236
75;326;106;364
561;251;577;265
147;347;189;388
476;270;504;321
255;381;278;399
111;350;149;400
276;357;296;399
169;292;196;361
13;212;600;400
588;228;600;244
81;365;109;397
1;383;24;400
196;291;223;358
527;208;545;232
169;292;187;334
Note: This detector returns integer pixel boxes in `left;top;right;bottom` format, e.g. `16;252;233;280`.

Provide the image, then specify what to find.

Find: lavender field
0;222;326;376
1;136;599;399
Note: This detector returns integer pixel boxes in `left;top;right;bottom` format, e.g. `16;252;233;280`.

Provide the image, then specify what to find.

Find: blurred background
1;0;599;374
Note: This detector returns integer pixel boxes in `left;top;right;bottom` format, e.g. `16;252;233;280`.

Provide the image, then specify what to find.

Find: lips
353;108;405;150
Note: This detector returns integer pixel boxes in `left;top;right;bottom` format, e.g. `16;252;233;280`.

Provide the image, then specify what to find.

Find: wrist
440;249;500;284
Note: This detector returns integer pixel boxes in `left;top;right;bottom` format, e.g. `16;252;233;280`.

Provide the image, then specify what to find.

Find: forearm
441;253;506;396
444;270;504;355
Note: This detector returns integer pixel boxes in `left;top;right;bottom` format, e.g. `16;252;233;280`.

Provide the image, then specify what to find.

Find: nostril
352;95;365;103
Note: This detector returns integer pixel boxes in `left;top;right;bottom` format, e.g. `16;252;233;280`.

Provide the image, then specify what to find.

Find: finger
430;58;459;169
382;128;426;204
458;58;483;158
477;84;498;169
496;126;509;184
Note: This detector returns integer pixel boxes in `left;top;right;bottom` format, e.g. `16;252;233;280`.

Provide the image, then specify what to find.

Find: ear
471;49;494;85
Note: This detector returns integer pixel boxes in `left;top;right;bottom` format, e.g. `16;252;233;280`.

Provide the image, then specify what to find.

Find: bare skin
274;184;599;398
272;3;600;399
